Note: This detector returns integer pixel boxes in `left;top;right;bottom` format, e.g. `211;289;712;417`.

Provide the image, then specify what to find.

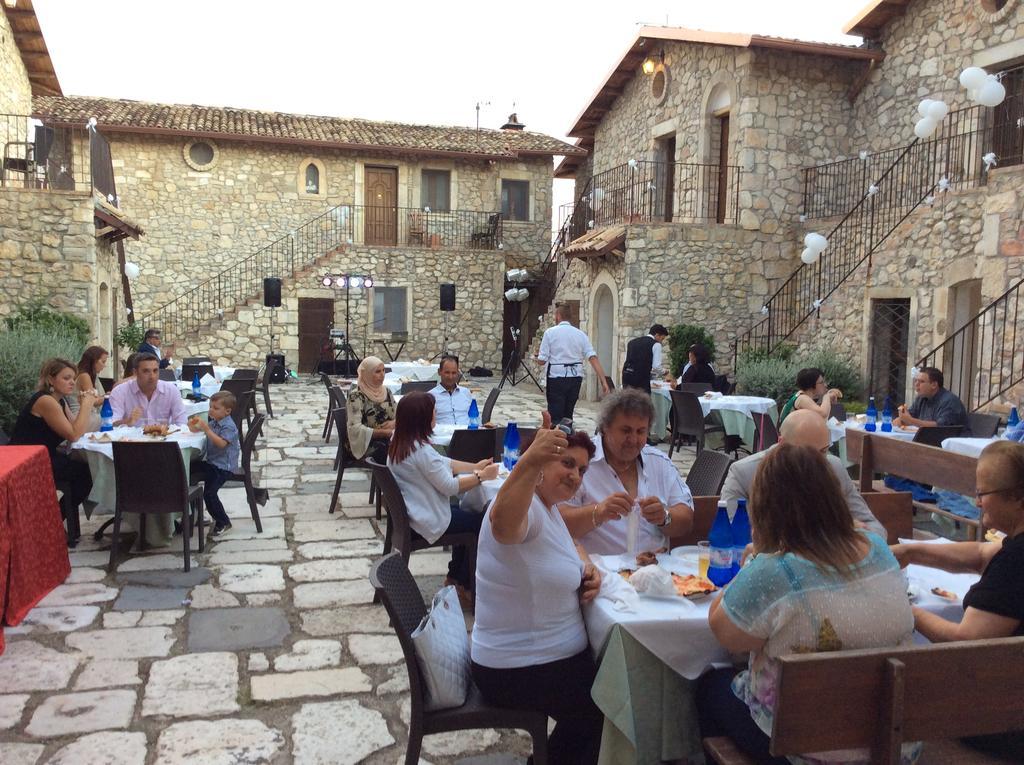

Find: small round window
650;65;669;105
183;139;218;171
978;0;1016;19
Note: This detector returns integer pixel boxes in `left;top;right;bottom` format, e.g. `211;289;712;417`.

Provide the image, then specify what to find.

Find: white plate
670;545;700;560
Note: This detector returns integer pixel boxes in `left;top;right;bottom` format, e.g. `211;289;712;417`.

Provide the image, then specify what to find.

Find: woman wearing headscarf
346;356;397;462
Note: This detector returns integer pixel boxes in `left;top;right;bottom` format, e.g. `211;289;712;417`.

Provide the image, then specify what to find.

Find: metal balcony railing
0;114;91;191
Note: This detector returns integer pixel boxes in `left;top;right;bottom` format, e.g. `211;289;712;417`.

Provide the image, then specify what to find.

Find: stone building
548;0;1024;410
29;97;579;372
0;0;131;355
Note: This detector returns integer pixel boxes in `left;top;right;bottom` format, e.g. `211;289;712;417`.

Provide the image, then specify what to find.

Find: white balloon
917;99;935;117
914;117;938;139
959;66;988;90
124;262;140;280
976;79;1006;107
926;100;949;121
804;232;828;252
800;248;819;265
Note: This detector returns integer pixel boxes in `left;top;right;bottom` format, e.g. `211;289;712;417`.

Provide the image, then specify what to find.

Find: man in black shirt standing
621;324;668;396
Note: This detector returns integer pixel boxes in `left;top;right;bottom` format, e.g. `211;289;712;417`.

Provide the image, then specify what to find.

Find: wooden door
992;68;1024;169
298;297;335;373
716;115;730;223
661;135;676;222
364;166;398;245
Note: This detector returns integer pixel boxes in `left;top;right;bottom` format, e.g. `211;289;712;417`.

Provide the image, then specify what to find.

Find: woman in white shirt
387;392;497;594
471;416;604;765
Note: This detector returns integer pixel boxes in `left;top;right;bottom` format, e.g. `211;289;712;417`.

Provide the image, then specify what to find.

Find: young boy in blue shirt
188;390;240;536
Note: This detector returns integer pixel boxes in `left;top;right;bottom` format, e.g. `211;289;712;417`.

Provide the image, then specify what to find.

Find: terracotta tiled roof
5;1;62;97
32;96;585;160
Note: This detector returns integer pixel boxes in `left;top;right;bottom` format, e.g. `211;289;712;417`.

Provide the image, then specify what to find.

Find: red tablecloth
0;445;71;654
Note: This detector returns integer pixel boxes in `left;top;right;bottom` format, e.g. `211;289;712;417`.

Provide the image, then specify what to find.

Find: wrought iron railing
0;114;90;191
735;102;1005;367
581;160;740;226
143;203;501;341
917;279;1023;411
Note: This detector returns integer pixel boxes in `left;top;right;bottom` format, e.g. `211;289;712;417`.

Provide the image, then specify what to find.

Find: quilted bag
410;584;470;711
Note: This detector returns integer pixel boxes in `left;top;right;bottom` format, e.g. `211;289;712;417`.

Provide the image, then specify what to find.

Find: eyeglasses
976;486;1021;499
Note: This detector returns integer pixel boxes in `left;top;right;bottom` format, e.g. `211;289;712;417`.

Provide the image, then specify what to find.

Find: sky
31;0;869;223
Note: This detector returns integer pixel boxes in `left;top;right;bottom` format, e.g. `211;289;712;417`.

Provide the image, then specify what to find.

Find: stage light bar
320;274;375;290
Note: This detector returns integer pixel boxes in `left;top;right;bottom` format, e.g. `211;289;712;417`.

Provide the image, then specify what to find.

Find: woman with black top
676;343;716;386
11;358;97;511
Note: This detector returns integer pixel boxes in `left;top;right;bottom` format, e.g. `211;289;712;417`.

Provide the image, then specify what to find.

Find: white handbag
410;584;470;711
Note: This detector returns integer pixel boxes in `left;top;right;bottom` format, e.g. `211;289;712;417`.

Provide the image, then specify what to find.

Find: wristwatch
659;507;672;527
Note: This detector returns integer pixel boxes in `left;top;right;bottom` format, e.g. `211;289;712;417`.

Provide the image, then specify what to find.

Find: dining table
383;361;438;382
174;365;236;382
584;539;980;763
175;379;222;398
941;436;1000;458
71;426;207;548
649;385;778;448
0;446;71;654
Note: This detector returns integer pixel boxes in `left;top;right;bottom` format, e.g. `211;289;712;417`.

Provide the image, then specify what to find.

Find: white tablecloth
71;427;206;461
184;400;209;419
942;437;998;458
175;380;222;397
651;388;776;419
174;365;235;382
430;423;460;448
844;422;917;441
384;362;438;381
585;545;978;680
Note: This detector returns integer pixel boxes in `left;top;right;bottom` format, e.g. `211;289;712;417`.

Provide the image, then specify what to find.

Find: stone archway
589;278;618;399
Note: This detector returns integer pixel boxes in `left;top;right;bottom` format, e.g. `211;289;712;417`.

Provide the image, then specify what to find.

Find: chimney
500;113;525;131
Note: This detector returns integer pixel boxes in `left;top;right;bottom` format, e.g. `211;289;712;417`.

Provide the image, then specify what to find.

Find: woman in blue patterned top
697;444;919;765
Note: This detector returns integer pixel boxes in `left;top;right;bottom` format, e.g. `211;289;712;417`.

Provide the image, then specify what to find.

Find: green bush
737;342;796;366
736;348;863;410
3;300;90;348
802;349;863;402
115;322;145;354
667;324;716;378
0;325;85;433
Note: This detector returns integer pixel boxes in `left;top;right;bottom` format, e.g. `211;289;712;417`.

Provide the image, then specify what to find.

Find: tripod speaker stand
498;325;541;391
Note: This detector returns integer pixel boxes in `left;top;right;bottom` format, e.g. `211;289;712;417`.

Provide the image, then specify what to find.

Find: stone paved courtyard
0;377;697;764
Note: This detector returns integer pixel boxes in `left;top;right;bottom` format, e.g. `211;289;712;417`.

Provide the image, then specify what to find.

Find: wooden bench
846;429;984;540
670;491;913;547
704;636;1024;764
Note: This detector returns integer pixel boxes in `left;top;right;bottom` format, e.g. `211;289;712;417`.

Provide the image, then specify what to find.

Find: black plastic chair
368;460;479;594
751;411;780;452
480;388;500;424
259;360;278;418
232;369;259;421
492;427;538;461
158;369;177;382
400;380;437;394
108;442;204;572
323;386;346;443
712;374;731;395
223;413;267;532
369;553;549;765
677;382;712;394
181;362;215;382
913;425;963;447
220;378;256;430
668;390;725;457
967;412;999;438
98;376;114;393
830;401;848;422
686;450;733;496
328;406;378;515
448;429;498;464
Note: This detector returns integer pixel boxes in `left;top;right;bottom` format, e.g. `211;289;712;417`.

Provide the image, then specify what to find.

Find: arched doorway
593;284;615;397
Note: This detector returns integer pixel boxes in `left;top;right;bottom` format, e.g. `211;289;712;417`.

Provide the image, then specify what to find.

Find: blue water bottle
730;499;751;577
880;396;893;432
502;421;520;470
708;501;735;587
467;399;480;430
100;397;114;432
191;370;201;399
1009;407;1020;428
865;396;877;432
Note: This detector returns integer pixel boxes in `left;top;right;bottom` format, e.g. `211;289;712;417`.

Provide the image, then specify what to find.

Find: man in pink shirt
109;354;187;426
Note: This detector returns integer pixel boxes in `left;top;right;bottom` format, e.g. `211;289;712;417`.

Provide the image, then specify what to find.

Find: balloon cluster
800;232;828;265
914;98;949;139
959;67;1006;107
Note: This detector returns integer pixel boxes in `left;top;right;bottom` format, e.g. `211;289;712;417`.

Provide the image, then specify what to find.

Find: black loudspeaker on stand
266;353;287;383
263;278;285;382
431;284;456;360
263;278;282;307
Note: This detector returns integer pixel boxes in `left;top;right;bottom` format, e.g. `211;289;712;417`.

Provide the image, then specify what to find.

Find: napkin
629;565;677;597
200;373;217;386
596;567;640;612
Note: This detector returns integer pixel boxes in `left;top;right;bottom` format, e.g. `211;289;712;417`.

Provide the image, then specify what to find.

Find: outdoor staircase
733;103;1000;367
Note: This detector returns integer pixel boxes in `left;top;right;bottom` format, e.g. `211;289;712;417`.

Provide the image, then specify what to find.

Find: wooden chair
480;388;499;424
967;412;999;438
448;429;498;464
912;425;962;448
470;213;501;248
703;636;1024;765
668;390;725;457
407;211;426;245
400;380;437;394
686;450;733;497
108;442;204;572
368;460;480;588
369;553;549;765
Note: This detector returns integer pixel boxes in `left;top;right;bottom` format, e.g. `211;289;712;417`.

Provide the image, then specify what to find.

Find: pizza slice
671;573;717;598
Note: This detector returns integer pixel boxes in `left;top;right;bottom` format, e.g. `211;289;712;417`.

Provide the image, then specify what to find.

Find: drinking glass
697;541;711;579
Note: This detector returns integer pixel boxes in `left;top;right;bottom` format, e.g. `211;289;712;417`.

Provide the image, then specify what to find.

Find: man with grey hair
560;388;694;554
720;409;884;536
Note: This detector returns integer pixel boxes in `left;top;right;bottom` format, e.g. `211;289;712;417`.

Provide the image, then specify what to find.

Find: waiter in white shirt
429;355;474;426
535;303;610;423
559;388;694;554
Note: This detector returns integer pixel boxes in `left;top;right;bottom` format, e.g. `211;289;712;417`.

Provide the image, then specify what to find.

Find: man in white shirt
560;388;694;554
720;409;885;536
535;303;610;423
429;355;474;426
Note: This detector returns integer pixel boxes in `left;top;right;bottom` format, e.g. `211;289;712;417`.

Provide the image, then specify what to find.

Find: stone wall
175;244;506;370
0;188;123;350
107;133;552;316
0;9;31;115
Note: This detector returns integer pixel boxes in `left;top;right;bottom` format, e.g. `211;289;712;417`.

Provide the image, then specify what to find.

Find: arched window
305;163;320;194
